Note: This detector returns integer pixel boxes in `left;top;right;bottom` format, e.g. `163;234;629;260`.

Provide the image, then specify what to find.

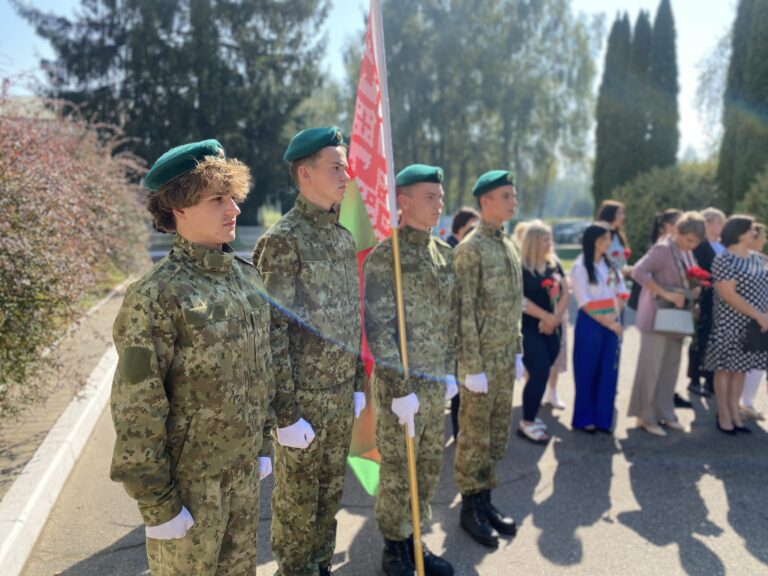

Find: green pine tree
648;0;680;169
14;0;330;223
627;11;654;181
718;0;755;211
732;0;768;210
593;13;632;205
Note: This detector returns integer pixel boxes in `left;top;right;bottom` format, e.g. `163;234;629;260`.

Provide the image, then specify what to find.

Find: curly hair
147;155;251;232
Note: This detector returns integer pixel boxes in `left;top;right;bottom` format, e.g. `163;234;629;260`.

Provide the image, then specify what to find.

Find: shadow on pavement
60;527;148;576
532;412;618;567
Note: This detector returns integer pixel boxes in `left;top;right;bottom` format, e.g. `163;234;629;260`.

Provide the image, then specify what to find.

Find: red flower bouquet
686;266;712;288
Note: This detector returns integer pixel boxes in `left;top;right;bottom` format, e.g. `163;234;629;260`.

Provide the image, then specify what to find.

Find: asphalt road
22;325;768;576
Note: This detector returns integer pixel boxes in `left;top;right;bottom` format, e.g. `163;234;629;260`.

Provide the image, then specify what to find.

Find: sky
0;0;738;158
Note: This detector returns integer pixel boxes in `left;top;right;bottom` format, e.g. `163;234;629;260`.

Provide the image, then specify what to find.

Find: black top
522;262;565;331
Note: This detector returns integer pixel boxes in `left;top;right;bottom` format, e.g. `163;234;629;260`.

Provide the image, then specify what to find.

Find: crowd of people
489;199;768;445
107;126;767;576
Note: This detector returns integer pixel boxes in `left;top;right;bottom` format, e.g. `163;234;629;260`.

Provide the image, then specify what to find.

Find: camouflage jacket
253;194;363;427
363;226;457;399
110;234;274;526
454;220;523;374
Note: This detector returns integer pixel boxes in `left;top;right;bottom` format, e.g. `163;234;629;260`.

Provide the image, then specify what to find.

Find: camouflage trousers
271;382;354;575
146;465;259;575
454;360;515;495
374;378;445;541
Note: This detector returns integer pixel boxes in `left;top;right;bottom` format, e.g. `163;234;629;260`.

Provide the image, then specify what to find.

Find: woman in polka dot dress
705;215;768;434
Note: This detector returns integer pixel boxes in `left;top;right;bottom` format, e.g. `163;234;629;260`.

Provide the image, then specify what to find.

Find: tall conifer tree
593;13;632;204
648;0;680;168
628;11;653;181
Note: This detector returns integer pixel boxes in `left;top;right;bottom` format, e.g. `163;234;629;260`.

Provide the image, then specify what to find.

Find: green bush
0;104;149;417
736;166;768;228
612;161;723;261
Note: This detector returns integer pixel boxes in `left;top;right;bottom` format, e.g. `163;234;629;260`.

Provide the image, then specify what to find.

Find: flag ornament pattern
339;9;394;496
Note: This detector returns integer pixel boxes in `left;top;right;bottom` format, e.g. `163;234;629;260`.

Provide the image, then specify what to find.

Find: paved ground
0;288;128;502
20;308;768;575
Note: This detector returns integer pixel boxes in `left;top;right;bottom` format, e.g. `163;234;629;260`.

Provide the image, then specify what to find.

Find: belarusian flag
340;3;396;497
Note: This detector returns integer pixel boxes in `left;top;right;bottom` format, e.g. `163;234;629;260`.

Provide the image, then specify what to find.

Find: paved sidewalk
22;323;768;575
0;287;128;502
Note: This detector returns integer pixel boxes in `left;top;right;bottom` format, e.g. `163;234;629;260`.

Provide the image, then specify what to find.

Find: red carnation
541;278;555;288
611;250;620;258
624;248;632;259
618;292;630;301
686;266;712;289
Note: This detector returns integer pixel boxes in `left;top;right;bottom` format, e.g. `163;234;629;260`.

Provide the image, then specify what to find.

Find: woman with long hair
569;222;627;432
596;200;631;274
627;209;682;311
518;221;569;443
704;215;768;434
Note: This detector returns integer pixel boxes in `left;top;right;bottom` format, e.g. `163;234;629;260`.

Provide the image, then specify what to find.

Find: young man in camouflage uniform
453;170;523;549
253;127;365;576
110;140;274;575
363;164;457;576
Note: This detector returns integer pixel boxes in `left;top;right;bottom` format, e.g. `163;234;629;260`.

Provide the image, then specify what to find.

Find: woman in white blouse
569;222;628;433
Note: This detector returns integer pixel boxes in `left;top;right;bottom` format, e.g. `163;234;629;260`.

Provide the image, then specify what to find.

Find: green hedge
612;162;723;262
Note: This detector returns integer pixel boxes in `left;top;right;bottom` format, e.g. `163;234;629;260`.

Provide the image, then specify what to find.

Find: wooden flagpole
370;1;424;573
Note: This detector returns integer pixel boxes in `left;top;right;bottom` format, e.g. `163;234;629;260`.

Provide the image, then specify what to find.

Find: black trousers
522;327;561;422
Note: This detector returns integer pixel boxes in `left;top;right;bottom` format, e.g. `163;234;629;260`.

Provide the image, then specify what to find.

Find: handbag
744;320;768;352
652;244;695;335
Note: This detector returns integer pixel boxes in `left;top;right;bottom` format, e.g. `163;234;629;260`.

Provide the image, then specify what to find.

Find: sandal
517;422;550;444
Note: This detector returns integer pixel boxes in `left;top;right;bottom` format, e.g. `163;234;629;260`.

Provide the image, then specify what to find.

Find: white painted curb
0;346;118;576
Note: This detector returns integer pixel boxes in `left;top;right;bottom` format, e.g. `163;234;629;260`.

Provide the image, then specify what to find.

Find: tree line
15;0;600;220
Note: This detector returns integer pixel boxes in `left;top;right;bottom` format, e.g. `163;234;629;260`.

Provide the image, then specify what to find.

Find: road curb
0;347;118;576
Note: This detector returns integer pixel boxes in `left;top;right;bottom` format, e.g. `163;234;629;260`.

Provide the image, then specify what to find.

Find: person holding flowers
570;222;628;433
628;212;706;436
596;200;632;276
518;221;569;443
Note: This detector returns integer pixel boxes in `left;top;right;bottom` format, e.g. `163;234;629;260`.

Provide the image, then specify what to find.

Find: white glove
391;392;420;437
463;372;488;394
259;456;272;480
515;354;525;380
276;417;316;449
145;506;194;540
445;374;459;401
353;391;366;418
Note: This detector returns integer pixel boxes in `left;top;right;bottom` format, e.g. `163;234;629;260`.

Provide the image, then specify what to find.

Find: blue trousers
572;310;620;430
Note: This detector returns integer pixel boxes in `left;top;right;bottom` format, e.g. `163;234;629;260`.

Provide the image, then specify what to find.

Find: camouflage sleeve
454;244;485;375
511;248;524;354
260;403;275;458
445;255;459;377
363;249;411;398
253;233;301;428
109;288;181;527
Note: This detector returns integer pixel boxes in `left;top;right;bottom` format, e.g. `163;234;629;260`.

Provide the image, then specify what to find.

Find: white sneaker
544;391;566;410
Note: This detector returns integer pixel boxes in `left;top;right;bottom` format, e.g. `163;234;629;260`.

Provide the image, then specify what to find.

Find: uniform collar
399;225;432;246
477;220;506;240
173;234;234;273
295;194;338;228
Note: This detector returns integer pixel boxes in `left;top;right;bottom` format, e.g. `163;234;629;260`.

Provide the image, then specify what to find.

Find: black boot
480;490;517;536
460;493;499;548
406;535;454;576
382;538;416;576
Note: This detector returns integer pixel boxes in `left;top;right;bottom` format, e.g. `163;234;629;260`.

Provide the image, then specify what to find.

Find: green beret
142;139;224;191
471;170;516;197
395;164;444;187
284;126;345;162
